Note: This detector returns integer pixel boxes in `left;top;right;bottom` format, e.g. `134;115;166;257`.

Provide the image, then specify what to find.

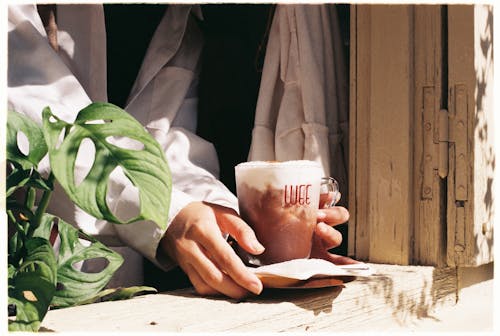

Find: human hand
310;205;359;265
160;201;265;300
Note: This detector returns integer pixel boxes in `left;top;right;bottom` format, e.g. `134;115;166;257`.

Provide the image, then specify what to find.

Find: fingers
192;226;263;296
312;223;359;265
319;192;335;209
317;206;350;226
183;263;218;297
315;222;343;249
170;232;260;299
209;202;265;255
183;249;255;300
163;202;263;300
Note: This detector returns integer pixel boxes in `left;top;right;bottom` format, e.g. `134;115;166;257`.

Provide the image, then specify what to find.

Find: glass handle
320;177;340;208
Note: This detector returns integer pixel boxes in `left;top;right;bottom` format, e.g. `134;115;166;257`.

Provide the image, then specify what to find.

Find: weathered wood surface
350;5;413;265
41;264;457;332
446;5;495;267
413;5;447;267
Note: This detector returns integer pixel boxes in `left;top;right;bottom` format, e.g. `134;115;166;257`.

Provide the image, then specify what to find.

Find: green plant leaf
102;286;157;301
35;215;124;308
6;166;53;198
75;288;116;305
6;166;31;197
78;286;157;305
8;263;17;284
7;111;48;170
8;230;26;267
26;169;54;191
31;212;56;241
42;103;171;230
8;237;57;332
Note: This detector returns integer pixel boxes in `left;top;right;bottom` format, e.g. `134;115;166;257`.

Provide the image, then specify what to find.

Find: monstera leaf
6;166;53;198
7;111;48;170
42;103;171;229
7;111;51;197
77;286;158;305
32;214;124;308
6;167;31;198
8;237;57;332
7;105;169;331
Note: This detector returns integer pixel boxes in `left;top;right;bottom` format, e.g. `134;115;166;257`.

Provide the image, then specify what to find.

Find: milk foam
235;160;323;191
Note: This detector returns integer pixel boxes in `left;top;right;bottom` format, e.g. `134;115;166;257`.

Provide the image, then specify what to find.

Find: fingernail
317;210;327;219
252;241;265;253
250;278;263;295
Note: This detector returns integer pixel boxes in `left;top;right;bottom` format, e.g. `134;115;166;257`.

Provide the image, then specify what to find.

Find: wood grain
41;264;457;332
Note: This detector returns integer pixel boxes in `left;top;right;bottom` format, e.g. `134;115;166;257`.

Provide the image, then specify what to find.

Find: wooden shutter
413;5;447;267
349;5;414;265
349;4;495;267
446;5;494;267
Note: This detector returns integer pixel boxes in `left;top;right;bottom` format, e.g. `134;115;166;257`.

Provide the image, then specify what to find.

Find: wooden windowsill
40;263;460;332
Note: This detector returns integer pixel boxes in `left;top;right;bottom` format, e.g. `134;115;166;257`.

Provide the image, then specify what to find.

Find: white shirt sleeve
112;127;238;271
8;4;238;274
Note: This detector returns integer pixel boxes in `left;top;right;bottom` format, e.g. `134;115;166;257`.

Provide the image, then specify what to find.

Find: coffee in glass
235;160;338;265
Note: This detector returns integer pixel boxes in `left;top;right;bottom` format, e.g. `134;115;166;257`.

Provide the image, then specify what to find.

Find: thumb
212;205;265;255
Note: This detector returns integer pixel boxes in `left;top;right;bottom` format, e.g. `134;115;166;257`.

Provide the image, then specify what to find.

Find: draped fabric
8;4;237;287
248;4;349;203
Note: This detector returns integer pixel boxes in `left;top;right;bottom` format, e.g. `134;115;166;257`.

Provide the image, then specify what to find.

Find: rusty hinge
422;86;448;199
421;84;468;202
438;108;449;178
422;86;436;199
448;84;469;201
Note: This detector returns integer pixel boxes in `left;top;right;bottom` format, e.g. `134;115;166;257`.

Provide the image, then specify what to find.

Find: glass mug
234;160;340;266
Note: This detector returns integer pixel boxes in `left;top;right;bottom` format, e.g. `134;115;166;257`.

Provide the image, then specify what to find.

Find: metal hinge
421;84;468;201
448;84;469;201
421;86;441;200
437;108;449;178
421;86;436;199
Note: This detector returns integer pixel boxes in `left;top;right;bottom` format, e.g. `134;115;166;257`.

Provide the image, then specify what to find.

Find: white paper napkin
249;258;374;280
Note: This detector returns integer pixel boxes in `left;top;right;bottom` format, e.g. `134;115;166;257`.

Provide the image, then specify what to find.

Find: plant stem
7;209;17;224
7;209;26;238
26;187;36;210
31;172;55;234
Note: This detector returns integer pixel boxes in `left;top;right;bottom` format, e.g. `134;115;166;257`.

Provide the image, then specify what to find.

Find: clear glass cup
235;160;323;265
